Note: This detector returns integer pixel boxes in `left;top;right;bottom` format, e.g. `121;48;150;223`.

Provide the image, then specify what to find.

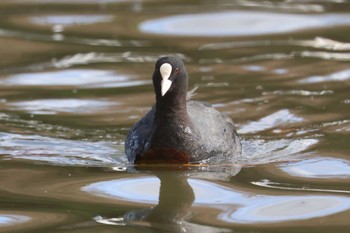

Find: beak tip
161;79;172;97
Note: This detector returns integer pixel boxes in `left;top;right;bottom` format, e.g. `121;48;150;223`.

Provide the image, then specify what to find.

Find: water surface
0;0;350;232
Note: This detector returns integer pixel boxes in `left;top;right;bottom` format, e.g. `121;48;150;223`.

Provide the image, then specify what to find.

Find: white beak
160;63;172;96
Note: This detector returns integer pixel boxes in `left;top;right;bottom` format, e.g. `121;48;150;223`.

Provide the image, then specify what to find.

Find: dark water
1;0;350;232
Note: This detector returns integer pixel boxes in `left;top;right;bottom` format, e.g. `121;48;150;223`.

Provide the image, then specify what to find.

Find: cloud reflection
221;195;350;223
0;132;122;166
1;69;148;88
140;11;350;37
281;158;350;179
7;99;118;115
83;171;350;228
299;69;350;83
0;214;31;226
200;37;350;51
238;109;304;134
30;15;114;26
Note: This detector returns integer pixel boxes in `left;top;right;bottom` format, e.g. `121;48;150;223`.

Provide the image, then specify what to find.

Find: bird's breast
135;148;190;164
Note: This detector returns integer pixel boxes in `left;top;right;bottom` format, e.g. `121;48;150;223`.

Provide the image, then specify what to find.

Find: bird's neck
155;93;188;120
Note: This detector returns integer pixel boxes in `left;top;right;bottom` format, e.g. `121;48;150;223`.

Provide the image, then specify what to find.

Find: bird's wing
125;106;155;163
187;100;241;157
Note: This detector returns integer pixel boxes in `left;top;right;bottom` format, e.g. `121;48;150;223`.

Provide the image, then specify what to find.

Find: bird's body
125;56;241;164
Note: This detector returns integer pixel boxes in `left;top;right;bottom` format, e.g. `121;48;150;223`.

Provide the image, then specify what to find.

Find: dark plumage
125;56;241;164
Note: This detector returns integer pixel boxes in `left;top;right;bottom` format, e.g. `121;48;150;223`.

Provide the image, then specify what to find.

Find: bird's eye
175;68;179;73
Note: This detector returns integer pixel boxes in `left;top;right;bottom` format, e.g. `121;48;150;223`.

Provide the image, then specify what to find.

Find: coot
125;56;241;164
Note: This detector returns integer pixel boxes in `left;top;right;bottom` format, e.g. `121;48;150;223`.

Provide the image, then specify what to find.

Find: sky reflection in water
82;176;350;224
0;1;350;232
0;69;146;88
140;11;350;36
0;214;31;226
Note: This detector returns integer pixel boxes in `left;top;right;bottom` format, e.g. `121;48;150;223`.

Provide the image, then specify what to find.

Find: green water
0;0;350;232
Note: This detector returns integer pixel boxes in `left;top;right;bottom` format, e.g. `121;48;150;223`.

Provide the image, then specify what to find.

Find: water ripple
299;68;350;83
7;99;118;115
298;51;350;61
241;138;318;164
238;109;304;134
263;89;334;96
228;53;295;64
51;52;157;68
1;69;148;88
83;176;350;224
21;52;186;69
0;214;30;226
280;158;350;179
30;15;114;25
0;211;67;231
0;132;124;166
0;28;148;48
16;0;128;4
253;179;350;194
82;177;244;205
200;37;350;51
225;51;350;64
219;0;325;12
220;194;350;223
140;11;350;37
295;37;350;51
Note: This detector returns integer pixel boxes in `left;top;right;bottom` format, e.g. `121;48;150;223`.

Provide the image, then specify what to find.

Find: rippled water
0;0;350;232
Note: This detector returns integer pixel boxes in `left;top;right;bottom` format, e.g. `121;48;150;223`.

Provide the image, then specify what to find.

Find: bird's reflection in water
119;164;240;233
124;172;195;230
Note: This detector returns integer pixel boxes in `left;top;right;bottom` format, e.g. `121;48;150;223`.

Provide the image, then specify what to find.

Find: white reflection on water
0;69;148;88
241;138;318;164
200;37;350;51
47;52;186;69
51;53;154;68
0;214;31;226
299;69;350;83
82;177;247;205
17;0;127;4
83;178;245;204
82;177;350;223
298;51;350;61
226;51;350;64
0;132;123;166
0;110;318;167
83;177;159;204
253;179;350;194
0;28;148;48
220;0;324;12
263;89;334;96
140;11;350;37
238;109;304;134
221;195;350;223
7;99;118;115
295;37;350;51
30;15;114;26
281;158;350;179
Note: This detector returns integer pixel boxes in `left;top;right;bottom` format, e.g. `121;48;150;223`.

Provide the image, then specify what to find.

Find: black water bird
125;56;241;164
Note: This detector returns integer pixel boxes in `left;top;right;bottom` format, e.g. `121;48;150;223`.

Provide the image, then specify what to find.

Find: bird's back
187;101;241;160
